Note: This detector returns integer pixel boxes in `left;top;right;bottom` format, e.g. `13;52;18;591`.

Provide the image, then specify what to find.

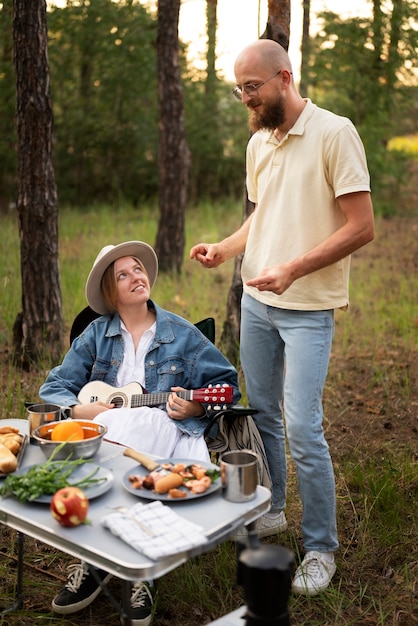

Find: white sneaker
292;551;336;596
232;511;288;541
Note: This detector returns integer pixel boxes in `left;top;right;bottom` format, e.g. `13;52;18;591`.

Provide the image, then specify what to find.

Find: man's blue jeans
241;293;339;553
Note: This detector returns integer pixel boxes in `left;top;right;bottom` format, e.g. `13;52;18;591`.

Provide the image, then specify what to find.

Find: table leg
88;569;132;625
120;579;132;626
0;530;24;614
88;566;124;616
246;521;261;550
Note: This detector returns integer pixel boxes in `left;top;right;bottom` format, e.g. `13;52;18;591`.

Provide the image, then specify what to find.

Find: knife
123;448;166;472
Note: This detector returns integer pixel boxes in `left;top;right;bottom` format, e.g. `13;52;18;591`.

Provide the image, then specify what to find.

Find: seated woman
40;240;240;626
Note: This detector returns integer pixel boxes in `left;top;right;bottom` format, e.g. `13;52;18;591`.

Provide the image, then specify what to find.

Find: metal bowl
32;420;107;460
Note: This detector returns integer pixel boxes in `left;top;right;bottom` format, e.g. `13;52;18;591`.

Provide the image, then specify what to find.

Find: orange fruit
51;421;85;442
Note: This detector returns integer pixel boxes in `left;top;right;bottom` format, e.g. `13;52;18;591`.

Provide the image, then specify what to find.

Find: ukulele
78;381;234;411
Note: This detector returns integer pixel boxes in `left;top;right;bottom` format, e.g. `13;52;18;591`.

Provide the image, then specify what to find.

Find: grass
0;203;417;625
1;200;240;340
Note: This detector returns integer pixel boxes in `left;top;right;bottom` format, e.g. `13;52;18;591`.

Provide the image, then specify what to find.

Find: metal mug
27;403;62;444
220;450;259;502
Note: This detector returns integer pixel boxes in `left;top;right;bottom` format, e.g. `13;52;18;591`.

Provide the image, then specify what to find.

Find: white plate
122;457;221;501
0;418;29;436
12;462;114;503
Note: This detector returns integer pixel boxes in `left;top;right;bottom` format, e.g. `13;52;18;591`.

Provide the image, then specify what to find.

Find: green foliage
0;0;248;208
183;72;249;202
308;3;418;217
47;0;159;205
1;1;416;214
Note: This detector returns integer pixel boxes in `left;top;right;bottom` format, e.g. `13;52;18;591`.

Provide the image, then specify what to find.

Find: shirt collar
266;98;316;143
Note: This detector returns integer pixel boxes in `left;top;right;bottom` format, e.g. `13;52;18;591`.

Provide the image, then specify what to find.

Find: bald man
191;39;374;596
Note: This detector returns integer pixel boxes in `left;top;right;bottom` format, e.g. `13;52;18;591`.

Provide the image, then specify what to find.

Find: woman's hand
166;387;205;421
71;401;114;420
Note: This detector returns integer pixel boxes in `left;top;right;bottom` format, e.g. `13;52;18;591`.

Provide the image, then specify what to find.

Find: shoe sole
232;520;288;541
291;580;331;596
51;572;113;615
124;615;152;626
257;521;288;538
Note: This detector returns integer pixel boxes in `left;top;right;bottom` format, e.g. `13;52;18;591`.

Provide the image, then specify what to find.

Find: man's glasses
232;69;284;101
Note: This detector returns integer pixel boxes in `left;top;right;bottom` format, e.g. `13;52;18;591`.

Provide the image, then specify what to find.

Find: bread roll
0;434;23;455
0;442;18;474
0;426;20;435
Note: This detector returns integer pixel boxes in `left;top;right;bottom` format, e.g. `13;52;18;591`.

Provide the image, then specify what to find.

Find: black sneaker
52;561;113;614
122;581;154;626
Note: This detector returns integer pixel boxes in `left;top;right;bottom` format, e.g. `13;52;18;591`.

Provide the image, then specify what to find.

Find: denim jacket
40;301;240;437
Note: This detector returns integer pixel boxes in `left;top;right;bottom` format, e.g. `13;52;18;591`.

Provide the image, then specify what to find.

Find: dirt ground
0;216;417;625
324;216;418;456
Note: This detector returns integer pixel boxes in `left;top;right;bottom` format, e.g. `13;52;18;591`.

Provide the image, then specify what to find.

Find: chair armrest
204;405;258;439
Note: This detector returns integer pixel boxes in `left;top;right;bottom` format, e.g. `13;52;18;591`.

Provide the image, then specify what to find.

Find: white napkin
102;500;208;561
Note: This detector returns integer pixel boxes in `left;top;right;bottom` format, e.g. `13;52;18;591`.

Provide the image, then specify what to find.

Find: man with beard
190;39;374;596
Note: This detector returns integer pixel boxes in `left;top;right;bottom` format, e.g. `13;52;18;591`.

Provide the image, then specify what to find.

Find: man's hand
246;264;294;295
189;243;225;268
190;213;254;269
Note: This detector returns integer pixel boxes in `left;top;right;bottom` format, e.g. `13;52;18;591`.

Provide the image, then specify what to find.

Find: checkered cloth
102;500;208;561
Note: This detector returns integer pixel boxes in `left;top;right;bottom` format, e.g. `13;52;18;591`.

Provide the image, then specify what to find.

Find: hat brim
85;241;158;314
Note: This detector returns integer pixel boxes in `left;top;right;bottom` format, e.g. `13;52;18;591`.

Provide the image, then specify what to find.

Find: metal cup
27;403;62;444
220;450;259;502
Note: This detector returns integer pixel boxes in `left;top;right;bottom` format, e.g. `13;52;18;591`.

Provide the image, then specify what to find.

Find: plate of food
122;458;221;501
0;461;114;503
0;424;28;478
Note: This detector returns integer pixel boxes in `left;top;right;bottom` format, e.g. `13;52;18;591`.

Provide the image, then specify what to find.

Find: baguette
0;442;18;474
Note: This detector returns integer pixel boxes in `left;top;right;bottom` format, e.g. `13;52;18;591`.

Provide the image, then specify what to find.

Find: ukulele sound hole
108;393;128;409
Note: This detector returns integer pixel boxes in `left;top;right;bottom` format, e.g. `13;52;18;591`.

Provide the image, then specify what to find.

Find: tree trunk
371;0;402;138
220;0;291;366
154;0;190;274
299;0;311;96
386;0;403;96
206;0;217;95
12;0;63;369
260;0;290;50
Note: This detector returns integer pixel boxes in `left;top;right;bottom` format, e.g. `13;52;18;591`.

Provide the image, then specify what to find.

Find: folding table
0;419;271;624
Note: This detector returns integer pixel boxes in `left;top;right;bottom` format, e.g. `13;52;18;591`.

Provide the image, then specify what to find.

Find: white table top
0;419;271;581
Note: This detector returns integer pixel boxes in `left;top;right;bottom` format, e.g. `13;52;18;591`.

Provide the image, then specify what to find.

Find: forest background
1;0;417;212
1;0;417;367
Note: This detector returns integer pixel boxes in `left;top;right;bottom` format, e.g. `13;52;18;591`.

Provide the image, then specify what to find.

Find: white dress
93;322;210;462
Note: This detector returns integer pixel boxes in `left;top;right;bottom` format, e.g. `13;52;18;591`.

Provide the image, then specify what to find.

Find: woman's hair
100;256;149;313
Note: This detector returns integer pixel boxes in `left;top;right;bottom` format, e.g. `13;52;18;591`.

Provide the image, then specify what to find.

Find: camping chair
70;306;218;345
69;307;272;491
